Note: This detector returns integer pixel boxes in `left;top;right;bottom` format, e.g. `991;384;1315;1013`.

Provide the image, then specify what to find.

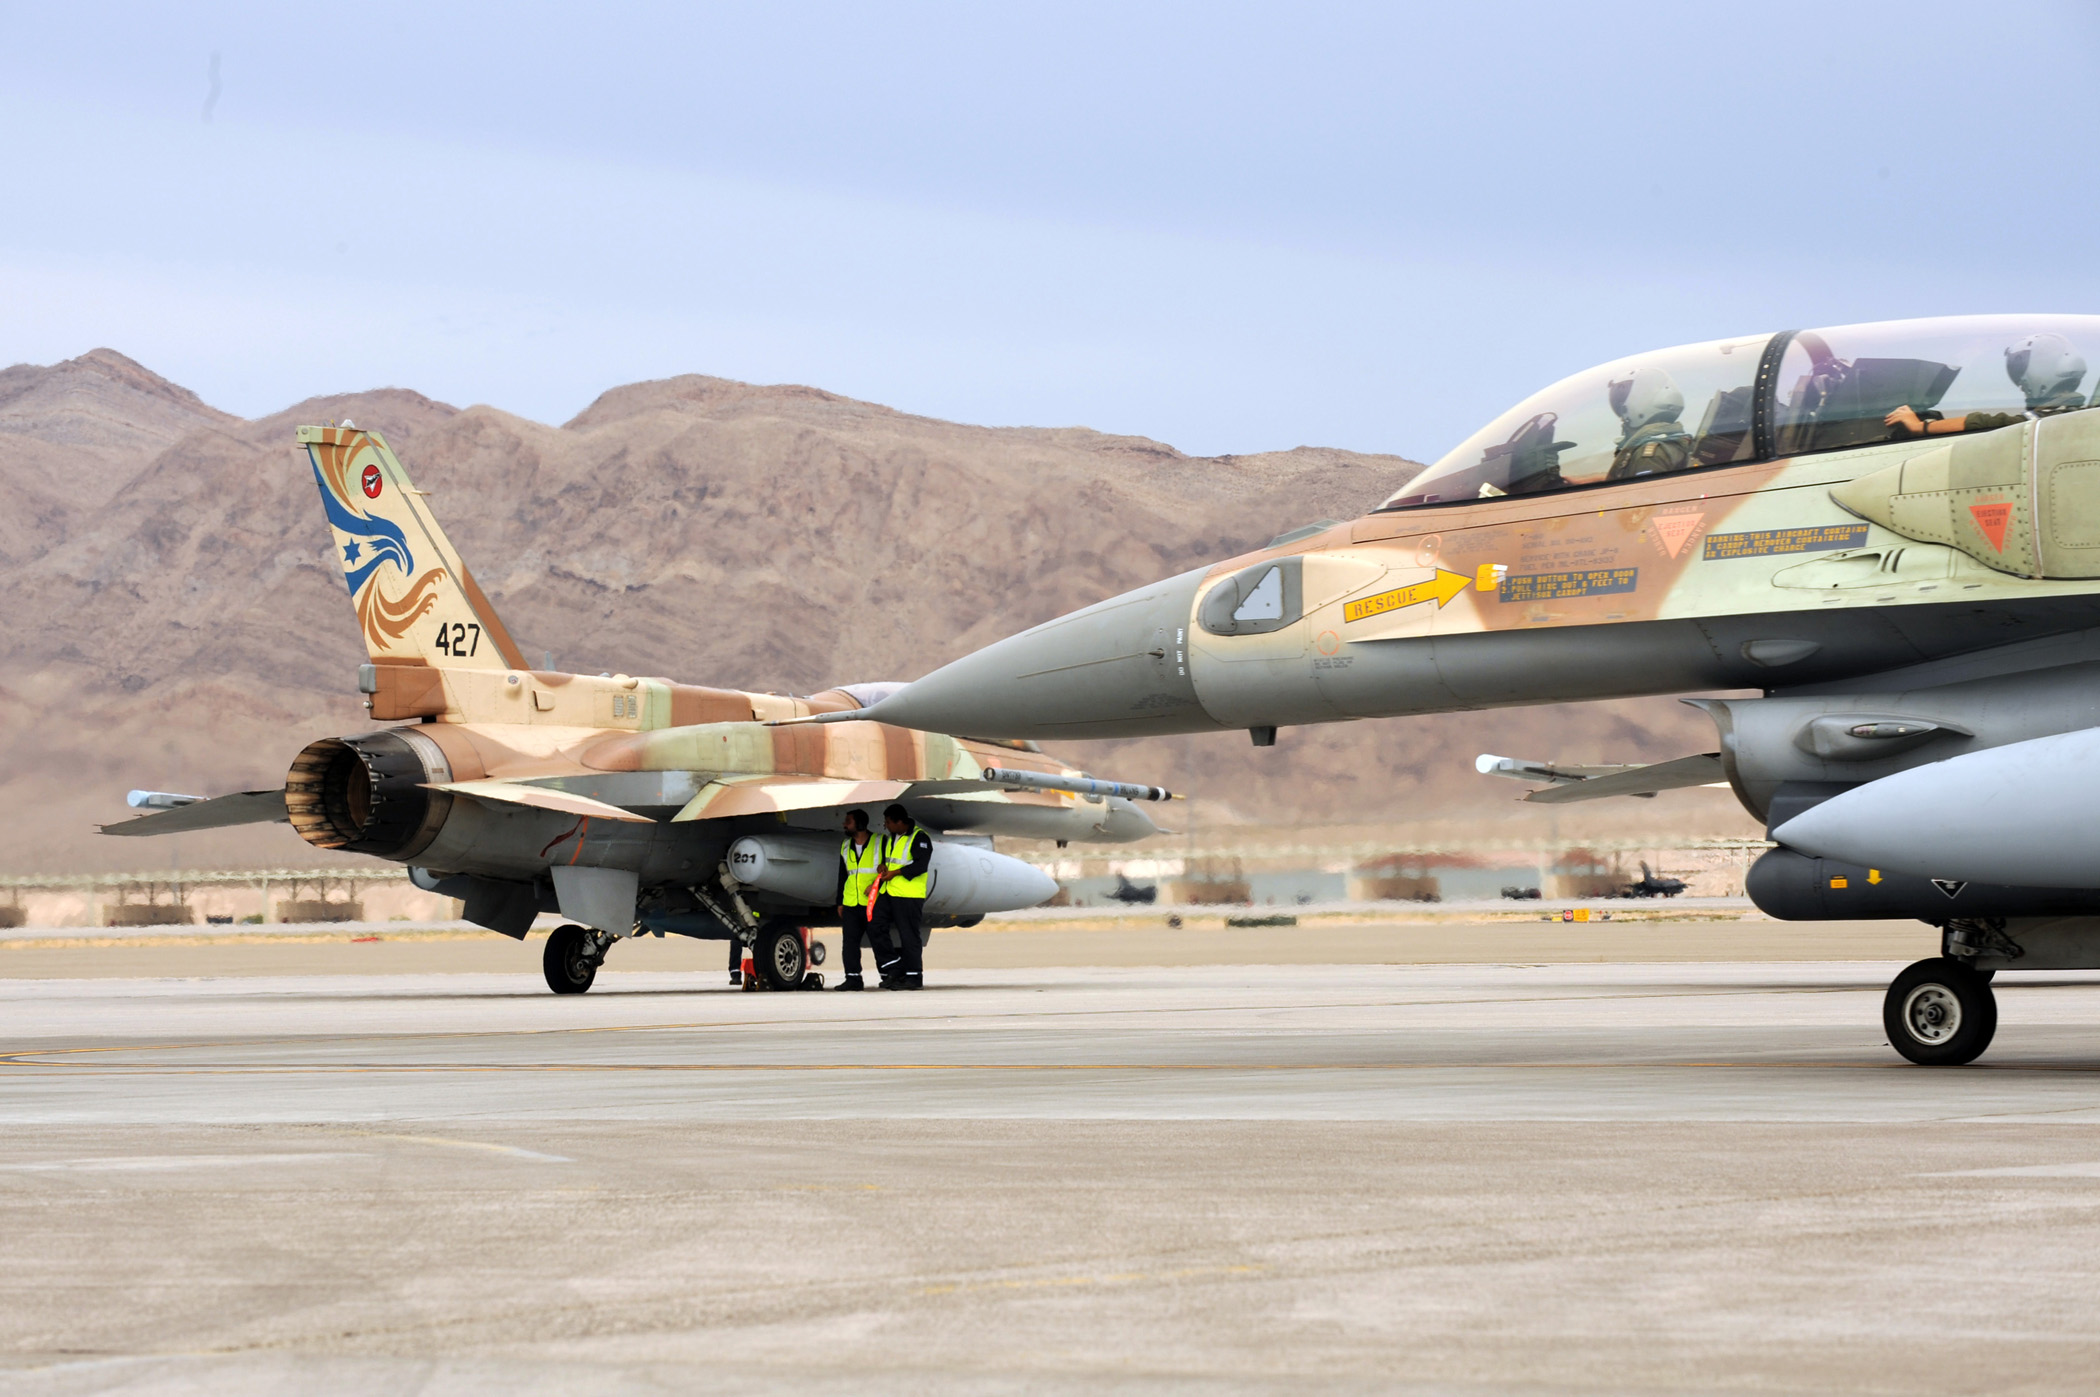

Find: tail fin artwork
299;425;526;690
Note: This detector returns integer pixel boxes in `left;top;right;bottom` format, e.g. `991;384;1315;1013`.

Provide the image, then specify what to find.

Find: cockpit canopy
1382;314;2100;511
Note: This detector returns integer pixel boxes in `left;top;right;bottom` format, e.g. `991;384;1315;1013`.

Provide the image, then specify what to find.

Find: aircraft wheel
1884;957;1996;1066
543;924;601;995
755;919;807;992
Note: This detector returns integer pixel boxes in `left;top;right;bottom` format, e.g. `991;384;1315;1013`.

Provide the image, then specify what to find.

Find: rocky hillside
0;351;1747;872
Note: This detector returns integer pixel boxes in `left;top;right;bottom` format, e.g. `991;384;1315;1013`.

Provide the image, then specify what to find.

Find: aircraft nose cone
872;568;1222;739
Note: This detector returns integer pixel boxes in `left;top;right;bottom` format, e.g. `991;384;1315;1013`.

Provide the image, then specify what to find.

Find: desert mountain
0;351;1747;872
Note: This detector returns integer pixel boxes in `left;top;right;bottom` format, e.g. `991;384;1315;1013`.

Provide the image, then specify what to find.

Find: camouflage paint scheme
855;315;2100;1056
1182;403;2100;730
869;316;2100;796
106;425;1159;940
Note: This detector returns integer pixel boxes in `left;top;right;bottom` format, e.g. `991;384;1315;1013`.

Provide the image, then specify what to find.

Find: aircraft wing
430;780;656;823
667;765;1175;824
1485;752;1727;805
673;777;911;822
100;789;289;837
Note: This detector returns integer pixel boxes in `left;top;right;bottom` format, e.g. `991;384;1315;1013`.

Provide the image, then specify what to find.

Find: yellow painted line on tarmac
0;1058;1989;1074
0;984;1877;1067
328;1129;571;1162
919;1262;1264;1297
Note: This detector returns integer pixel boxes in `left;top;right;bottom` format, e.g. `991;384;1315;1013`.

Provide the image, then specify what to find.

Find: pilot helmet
1606;366;1685;433
2005;333;2086;405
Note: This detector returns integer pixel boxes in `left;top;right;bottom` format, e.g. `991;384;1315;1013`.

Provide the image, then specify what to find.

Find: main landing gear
543;923;612;995
541;915;828;996
747;918;826;993
1883;957;1997;1066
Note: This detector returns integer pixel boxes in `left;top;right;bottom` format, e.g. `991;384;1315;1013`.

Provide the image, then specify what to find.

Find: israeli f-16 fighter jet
104;426;1170;994
820;314;2100;1064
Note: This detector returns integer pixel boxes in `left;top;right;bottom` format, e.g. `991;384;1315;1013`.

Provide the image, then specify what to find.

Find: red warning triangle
1650;512;1704;558
1969;501;2013;553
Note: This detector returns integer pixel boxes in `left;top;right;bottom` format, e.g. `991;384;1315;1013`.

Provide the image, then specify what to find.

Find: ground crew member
869;803;933;990
833;809;890;990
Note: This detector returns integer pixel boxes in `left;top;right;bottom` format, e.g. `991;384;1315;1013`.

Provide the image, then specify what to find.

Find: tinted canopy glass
1771;315;2100;456
1386;333;1771;508
1382;314;2100;512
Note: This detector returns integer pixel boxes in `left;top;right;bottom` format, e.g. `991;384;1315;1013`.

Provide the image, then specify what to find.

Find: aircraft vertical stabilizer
298;425;526;716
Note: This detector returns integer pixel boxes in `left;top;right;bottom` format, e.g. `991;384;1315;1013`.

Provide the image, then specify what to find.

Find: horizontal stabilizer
100;789;288;837
430;780;655;823
1511;753;1726;805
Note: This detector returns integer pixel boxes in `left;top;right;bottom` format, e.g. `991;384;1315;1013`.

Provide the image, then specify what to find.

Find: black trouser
871;896;925;984
839;904;896;980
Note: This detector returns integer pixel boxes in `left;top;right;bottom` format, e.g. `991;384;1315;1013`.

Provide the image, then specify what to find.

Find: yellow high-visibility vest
840;836;882;908
881;826;930;899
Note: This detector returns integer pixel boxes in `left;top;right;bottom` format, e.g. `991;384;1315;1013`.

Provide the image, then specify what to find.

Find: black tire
1884;957;1996;1065
754;919;807;991
543;924;600;995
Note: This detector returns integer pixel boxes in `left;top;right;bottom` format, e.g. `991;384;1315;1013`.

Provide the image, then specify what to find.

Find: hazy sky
4;1;2096;461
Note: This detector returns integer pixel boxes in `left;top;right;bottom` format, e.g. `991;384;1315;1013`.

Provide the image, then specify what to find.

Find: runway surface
8;958;2100;1393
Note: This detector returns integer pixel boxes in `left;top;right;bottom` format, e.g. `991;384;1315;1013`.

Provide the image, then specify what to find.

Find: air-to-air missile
102;426;1172;995
828;313;2100;1065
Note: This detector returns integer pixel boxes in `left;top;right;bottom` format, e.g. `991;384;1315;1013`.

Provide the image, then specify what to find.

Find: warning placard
1701;524;1868;560
1496;567;1639;603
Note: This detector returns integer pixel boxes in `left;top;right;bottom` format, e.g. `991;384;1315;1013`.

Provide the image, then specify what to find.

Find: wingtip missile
127;790;204;809
981;767;1175;802
1474;754;1575;784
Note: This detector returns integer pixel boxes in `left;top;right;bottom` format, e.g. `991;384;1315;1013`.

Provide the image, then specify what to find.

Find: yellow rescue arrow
1343;569;1472;624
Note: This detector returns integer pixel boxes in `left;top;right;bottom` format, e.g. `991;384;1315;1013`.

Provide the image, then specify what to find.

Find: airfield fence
0;839;1773;928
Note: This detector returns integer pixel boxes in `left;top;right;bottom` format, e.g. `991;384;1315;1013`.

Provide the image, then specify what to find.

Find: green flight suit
1606;420;1693;480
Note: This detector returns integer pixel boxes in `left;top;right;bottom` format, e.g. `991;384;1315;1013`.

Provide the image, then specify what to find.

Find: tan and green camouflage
869;315;2100;756
104;424;1164;948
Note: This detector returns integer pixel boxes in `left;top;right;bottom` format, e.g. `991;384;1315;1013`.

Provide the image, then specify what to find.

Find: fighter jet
103;426;1172;994
820;314;2100;1065
1104;873;1159;905
1623;863;1687;900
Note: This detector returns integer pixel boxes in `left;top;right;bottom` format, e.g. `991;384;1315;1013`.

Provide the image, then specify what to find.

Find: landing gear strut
1883;956;1997;1065
543;923;611;995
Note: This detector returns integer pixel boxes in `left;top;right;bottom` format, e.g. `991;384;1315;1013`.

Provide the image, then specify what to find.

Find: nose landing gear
1883;956;1997;1065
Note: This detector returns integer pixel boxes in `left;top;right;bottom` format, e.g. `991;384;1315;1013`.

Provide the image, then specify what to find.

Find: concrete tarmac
7;944;2100;1393
0;915;1935;977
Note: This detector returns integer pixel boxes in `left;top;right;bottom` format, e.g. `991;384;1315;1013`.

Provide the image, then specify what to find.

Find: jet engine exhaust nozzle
284;729;454;860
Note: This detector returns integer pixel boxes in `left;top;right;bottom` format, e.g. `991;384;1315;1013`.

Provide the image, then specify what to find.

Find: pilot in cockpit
1886;333;2089;438
1604;366;1693;480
